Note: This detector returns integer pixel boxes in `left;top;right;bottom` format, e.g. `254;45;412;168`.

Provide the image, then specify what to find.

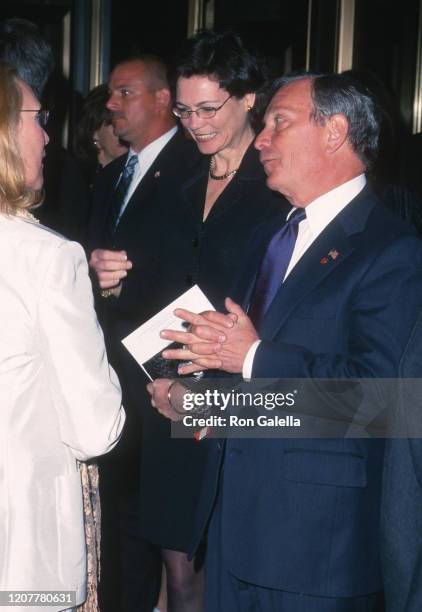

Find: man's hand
159;307;236;373
161;297;259;374
89;249;132;289
146;378;186;422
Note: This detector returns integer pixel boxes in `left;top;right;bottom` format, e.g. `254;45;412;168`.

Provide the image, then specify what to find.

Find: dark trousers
98;449;161;612
205;480;384;612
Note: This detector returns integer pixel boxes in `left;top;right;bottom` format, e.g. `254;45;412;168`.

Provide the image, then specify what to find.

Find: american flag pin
320;256;329;265
194;426;211;441
154;171;161;178
328;249;339;260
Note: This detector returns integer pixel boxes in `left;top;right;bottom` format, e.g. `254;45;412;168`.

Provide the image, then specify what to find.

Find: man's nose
255;126;270;150
106;92;120;111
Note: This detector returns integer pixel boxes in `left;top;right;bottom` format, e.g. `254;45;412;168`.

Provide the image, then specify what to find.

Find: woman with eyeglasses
138;31;288;612
0;61;125;610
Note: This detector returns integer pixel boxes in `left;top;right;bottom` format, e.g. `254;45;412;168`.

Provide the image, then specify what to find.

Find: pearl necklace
15;209;40;223
209;156;239;181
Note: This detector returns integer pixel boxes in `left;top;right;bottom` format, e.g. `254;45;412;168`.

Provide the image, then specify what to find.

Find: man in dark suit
149;73;422;611
382;310;422;612
88;55;199;612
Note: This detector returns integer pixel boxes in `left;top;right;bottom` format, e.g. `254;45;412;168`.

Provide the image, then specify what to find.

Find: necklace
15;209;40;223
209;156;239;181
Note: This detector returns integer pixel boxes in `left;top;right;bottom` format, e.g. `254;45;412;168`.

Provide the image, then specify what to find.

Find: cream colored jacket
0;214;125;611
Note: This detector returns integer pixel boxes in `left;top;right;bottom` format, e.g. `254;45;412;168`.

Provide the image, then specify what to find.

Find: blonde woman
0;62;125;611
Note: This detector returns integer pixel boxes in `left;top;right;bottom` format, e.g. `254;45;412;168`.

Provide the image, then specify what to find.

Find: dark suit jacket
88;136;284;387
88;136;287;549
139;143;287;550
382;310;422;612
89;130;200;329
191;185;422;598
87;130;200;461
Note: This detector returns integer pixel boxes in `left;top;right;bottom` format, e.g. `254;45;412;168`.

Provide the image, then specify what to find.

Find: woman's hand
146;378;187;421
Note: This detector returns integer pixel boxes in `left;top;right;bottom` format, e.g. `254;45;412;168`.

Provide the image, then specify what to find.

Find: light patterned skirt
77;462;101;612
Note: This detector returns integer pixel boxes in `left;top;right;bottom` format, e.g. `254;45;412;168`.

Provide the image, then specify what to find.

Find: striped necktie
105;153;138;242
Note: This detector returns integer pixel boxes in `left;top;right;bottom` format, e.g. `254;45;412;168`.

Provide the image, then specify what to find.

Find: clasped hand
160;297;259;374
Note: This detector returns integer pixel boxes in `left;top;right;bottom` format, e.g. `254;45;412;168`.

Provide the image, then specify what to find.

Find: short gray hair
270;71;381;170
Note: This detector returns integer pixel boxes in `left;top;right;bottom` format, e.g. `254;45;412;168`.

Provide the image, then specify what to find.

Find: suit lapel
179;157;251;225
258;221;353;338
117;131;189;225
122;160;160;220
180;160;208;222
256;186;377;339
179;144;269;226
206;145;268;226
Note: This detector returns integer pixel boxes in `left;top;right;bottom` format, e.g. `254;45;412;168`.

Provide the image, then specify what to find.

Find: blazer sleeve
37;239;125;461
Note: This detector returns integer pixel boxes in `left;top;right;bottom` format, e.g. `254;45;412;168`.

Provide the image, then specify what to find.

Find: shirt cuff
242;340;261;380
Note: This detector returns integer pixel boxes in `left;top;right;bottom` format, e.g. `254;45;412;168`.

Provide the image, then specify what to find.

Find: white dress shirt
243;174;367;378
117;125;178;222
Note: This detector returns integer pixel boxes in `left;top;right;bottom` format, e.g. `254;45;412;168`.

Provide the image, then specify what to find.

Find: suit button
185;274;193;286
192;237;199;248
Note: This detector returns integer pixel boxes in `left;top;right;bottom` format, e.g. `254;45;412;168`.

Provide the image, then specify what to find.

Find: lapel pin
328;249;339;260
154;171;161;178
320;249;339;265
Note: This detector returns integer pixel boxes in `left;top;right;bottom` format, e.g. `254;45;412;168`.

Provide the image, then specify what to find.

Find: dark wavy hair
173;29;267;104
0;18;54;99
74;84;112;166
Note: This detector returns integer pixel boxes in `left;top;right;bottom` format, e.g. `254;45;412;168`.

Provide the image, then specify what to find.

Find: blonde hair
0;61;43;214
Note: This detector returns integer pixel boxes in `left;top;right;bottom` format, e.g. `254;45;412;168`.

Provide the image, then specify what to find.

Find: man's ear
325;113;349;154
155;88;171;111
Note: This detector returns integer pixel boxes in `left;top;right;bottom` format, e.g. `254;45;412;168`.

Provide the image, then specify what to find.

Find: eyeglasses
172;95;232;120
21;109;50;128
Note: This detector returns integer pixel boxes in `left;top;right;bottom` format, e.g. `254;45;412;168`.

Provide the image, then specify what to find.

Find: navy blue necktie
105;154;138;242
249;208;306;327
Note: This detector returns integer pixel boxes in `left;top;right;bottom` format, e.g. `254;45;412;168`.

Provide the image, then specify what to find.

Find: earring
247;105;252;111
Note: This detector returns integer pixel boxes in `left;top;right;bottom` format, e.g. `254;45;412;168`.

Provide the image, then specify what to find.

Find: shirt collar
128;125;178;165
287;174;366;237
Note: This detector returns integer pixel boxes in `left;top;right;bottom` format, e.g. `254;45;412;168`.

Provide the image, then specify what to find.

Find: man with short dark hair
150;72;422;611
88;55;200;612
89;56;181;293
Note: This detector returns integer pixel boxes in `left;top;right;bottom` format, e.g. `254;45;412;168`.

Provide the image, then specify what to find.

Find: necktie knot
287;207;306;226
123;154;138;179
